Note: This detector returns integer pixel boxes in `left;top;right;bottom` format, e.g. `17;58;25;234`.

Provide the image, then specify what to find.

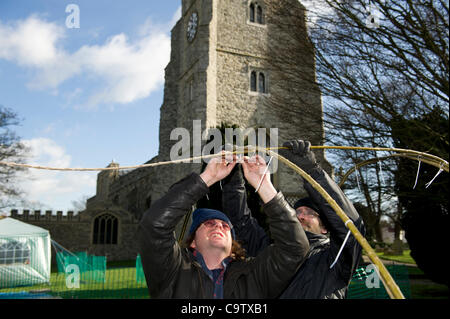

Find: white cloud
0;14;172;107
24;138;71;168
75;31;170;105
17;138;96;210
0;15;65;67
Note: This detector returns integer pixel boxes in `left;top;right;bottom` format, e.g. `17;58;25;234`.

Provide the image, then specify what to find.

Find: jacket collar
305;231;329;247
188;248;233;270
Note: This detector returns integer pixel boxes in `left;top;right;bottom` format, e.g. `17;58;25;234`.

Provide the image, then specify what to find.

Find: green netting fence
0;244;149;299
135;254;146;284
347;264;411;299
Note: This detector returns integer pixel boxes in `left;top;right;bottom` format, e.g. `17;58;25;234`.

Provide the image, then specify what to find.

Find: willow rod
0;145;447;173
266;149;405;299
293;146;448;173
175;146;410;299
2;144;446;298
337;153;445;187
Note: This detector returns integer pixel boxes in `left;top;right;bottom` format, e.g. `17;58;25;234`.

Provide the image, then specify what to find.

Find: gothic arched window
249;2;264;24
258;72;266;93
249;3;255;23
93;213;118;245
250;71;257;92
250;70;268;94
257;5;264;24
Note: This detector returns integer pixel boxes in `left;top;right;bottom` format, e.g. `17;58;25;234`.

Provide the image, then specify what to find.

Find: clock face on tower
187;12;198;42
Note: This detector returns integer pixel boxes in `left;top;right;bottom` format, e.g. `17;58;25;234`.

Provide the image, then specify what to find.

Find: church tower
155;0;330;201
45;0;331;261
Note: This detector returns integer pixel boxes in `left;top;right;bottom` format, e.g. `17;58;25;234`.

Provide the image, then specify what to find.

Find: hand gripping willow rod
174;145;447;299
2;144;447;298
265;148;405;299
181;145;422;299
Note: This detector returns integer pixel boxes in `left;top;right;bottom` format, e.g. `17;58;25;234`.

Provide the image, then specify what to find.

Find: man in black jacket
137;153;309;298
221;140;365;299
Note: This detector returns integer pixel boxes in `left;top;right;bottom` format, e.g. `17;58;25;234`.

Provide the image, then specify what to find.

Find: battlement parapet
10;209;80;222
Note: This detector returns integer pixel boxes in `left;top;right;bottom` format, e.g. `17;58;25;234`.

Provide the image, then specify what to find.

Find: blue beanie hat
293;197;320;213
189;208;235;239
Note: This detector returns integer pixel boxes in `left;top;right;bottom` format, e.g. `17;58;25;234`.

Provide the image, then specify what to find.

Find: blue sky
0;1;181;211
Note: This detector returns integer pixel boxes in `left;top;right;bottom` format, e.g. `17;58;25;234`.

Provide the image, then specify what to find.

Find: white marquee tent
0;217;51;288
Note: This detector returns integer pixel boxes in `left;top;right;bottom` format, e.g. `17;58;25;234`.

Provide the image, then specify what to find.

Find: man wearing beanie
221;140;365;299
137;152;309;298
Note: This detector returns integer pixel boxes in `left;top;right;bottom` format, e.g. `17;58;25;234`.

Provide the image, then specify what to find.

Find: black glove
279;140;319;173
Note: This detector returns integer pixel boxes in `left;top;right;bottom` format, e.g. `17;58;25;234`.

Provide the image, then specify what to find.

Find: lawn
371;250;448;299
376;249;416;264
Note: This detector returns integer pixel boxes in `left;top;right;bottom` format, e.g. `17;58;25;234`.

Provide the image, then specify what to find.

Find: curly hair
184;233;247;261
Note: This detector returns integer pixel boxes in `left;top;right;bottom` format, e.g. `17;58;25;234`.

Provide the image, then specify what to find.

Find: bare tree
266;0;448;141
264;0;448;198
0;105;28;210
264;0;449;283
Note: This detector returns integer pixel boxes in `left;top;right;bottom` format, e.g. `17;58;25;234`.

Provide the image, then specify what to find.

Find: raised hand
200;151;237;187
241;155;276;203
279;140;319;173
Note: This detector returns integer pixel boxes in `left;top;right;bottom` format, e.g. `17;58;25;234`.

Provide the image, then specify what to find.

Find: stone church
11;0;330;261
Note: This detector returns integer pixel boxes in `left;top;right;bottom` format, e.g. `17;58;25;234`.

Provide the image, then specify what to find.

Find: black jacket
221;165;365;299
137;173;309;298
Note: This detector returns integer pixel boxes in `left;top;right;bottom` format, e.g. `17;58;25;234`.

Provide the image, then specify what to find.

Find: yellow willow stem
1;145;447;173
1;144;445;298
336;153;445;187
272;146;448;173
175;146;408;298
264;148;405;299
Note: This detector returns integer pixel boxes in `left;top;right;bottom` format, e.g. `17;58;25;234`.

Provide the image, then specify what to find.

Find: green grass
373;252;449;299
376;249;416;264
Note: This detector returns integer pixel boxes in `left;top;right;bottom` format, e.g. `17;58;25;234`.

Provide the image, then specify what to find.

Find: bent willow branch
2;145;448;299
